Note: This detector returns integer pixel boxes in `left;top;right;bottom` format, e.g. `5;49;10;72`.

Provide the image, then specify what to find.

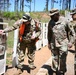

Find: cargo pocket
0;45;5;59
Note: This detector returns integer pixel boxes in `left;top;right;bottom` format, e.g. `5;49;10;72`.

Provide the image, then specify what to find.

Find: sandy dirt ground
5;46;75;75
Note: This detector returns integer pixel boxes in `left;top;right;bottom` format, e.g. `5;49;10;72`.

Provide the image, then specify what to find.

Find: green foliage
7;32;14;48
60;10;65;15
7;53;12;57
3;11;50;23
3;11;24;20
3;12;11;19
6;53;12;64
6;59;12;64
9;12;16;20
6;59;9;64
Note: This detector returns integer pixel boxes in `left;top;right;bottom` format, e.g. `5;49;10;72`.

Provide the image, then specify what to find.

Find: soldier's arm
35;24;41;38
4;19;23;33
31;19;41;38
67;22;75;44
47;22;53;44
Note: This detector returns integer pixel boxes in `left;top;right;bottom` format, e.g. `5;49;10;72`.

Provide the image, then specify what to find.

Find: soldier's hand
48;44;51;49
0;30;5;35
31;35;36;40
31;31;36;40
68;42;72;48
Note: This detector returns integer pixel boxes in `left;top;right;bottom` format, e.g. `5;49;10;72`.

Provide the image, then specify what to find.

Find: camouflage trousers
50;42;68;73
17;40;36;69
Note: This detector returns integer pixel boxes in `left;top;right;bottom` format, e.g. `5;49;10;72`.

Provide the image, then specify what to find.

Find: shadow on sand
41;64;63;75
6;64;31;74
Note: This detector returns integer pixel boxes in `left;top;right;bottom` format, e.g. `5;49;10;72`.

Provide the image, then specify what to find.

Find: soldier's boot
59;68;66;75
60;71;65;75
16;63;23;69
29;65;36;70
14;69;22;75
60;73;65;75
53;72;56;75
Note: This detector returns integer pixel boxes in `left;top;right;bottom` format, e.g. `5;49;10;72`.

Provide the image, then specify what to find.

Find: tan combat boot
29;65;36;70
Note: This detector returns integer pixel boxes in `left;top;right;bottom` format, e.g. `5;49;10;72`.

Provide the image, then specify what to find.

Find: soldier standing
69;8;76;75
48;8;75;75
70;8;76;38
0;18;7;75
0;13;41;75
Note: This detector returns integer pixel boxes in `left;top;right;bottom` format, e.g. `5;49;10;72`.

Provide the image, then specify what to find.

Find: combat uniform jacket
0;22;7;58
4;19;41;43
48;18;75;49
68;21;76;34
68;21;76;47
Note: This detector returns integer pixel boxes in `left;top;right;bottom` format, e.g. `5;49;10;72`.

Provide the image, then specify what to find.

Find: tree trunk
51;0;54;9
34;0;35;12
22;0;24;11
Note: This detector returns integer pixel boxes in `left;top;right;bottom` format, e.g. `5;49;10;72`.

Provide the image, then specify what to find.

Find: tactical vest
19;23;25;42
19;21;39;42
70;21;76;33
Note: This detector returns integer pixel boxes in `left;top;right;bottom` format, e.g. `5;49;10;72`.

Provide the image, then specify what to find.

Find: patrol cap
21;12;32;22
70;8;76;15
49;8;59;16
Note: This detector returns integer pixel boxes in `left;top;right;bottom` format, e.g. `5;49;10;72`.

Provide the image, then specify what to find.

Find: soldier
0;18;7;75
69;8;76;75
48;8;75;75
69;8;76;38
0;13;41;75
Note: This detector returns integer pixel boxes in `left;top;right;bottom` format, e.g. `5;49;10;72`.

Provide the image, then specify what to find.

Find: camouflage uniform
68;21;76;41
0;18;7;60
4;17;41;69
69;8;76;39
48;9;75;73
0;34;7;59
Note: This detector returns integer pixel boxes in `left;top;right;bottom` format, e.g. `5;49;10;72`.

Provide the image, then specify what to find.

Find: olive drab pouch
19;20;40;43
0;35;7;44
0;33;6;59
0;45;5;56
